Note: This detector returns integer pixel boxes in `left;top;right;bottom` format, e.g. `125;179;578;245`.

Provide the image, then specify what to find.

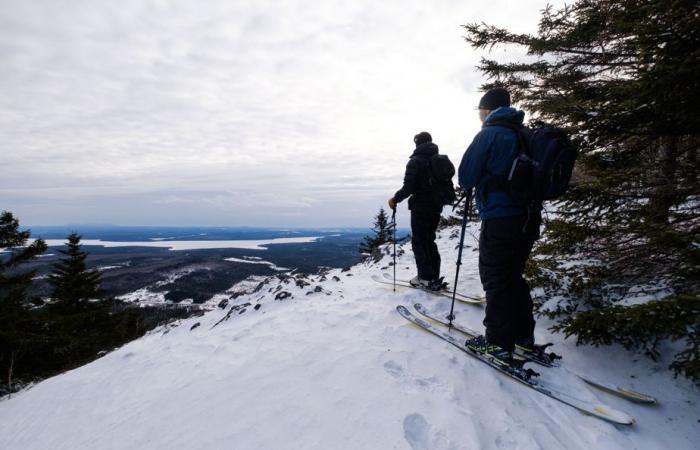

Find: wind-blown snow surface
1;224;699;449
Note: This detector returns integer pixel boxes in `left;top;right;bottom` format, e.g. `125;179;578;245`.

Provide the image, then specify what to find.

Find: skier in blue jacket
458;87;542;362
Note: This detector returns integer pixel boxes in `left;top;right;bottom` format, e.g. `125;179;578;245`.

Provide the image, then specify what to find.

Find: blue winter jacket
458;107;527;220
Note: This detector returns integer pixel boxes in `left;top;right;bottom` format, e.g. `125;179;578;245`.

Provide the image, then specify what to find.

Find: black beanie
414;131;432;146
478;88;511;110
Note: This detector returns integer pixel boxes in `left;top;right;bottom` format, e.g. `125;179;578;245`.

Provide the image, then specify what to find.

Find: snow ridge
1;224;698;450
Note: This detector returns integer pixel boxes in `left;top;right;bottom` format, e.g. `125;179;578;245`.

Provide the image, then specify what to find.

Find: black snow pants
479;213;541;351
411;210;441;281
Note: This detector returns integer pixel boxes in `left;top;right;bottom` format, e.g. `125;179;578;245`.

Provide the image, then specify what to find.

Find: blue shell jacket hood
458;106;527;220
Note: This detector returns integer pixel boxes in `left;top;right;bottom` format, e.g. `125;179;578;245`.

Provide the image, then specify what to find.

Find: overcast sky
2;0;561;227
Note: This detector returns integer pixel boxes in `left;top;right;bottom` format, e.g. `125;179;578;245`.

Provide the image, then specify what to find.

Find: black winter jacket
393;142;443;214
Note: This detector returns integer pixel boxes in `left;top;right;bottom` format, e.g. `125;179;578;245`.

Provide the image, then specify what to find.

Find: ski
413;303;657;405
414;303;559;367
371;273;485;305
578;376;657;404
396;305;635;426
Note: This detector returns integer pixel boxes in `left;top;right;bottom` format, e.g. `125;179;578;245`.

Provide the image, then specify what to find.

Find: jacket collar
483;106;525;127
412;142;438;157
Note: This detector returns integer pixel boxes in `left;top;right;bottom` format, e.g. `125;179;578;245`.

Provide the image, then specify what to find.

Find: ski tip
616;388;658;404
591;406;636;426
456;295;486;305
578;375;658;404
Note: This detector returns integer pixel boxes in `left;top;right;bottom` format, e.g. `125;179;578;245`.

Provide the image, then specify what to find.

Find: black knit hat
414;131;432;146
478;88;511;110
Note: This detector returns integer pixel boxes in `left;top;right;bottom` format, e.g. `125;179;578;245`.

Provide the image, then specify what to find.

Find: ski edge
384;272;485;302
413;302;480;336
372;273;485;304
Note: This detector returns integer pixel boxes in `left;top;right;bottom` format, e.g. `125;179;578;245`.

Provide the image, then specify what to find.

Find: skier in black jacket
388;132;445;291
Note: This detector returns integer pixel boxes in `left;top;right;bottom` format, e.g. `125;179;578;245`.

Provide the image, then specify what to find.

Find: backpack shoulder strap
480;122;529;202
484;121;530;156
483;120;521;131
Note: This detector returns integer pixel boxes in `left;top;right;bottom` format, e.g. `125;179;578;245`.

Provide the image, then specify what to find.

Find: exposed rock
253;281;266;293
275;291;292;301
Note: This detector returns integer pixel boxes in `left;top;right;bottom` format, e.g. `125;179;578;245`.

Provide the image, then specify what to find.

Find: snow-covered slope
1;224;698;450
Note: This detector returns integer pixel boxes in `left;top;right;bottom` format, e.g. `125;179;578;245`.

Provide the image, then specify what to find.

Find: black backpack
428;154;457;206
485;122;577;205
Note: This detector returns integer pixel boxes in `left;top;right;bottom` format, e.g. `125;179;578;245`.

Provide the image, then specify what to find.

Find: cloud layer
1;0;559;226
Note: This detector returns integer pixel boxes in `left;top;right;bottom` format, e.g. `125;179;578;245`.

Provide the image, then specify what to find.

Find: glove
388;197;397;210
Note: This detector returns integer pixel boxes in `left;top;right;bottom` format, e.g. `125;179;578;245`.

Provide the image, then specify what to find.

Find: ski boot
465;336;515;365
409;276;431;288
514;336;535;351
466;336;541;380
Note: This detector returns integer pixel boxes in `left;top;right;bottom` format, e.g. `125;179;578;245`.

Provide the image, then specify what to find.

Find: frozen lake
38;236;321;251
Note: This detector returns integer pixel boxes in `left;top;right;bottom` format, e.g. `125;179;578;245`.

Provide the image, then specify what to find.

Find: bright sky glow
2;0;563;227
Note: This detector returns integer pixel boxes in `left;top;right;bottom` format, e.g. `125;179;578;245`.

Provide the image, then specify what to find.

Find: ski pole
392;208;397;293
452;192;467;212
448;189;472;330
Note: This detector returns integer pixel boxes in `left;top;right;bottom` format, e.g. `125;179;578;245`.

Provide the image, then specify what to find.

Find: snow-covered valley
1;223;698;450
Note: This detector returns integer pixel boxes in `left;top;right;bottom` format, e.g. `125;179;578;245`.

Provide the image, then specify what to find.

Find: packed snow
1;223;698;449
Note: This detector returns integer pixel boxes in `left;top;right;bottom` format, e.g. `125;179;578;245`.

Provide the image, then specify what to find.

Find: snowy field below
1;224;698;449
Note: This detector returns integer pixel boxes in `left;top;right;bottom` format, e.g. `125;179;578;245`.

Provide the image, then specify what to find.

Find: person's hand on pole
388;197;397;210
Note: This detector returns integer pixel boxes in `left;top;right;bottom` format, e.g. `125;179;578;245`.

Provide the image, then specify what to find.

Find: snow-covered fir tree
48;233;102;310
463;0;700;383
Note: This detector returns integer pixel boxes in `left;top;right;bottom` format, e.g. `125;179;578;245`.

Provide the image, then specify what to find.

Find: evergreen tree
48;233;102;310
0;211;47;394
0;212;48;308
359;207;393;254
0;218;186;396
463;0;699;382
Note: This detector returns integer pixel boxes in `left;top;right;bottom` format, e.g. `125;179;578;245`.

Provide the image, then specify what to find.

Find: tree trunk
648;136;678;225
8;350;15;399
